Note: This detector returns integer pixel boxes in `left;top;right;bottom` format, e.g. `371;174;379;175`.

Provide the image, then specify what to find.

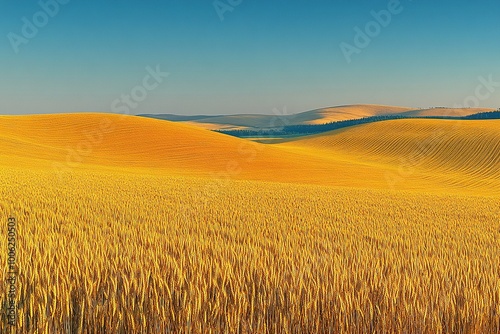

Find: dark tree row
463;111;500;119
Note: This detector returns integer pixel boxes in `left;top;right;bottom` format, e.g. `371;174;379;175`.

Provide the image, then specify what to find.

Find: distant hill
298;104;413;124
140;104;495;131
398;107;495;118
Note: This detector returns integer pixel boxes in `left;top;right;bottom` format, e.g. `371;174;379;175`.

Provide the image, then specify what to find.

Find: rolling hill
278;119;500;194
398;107;495;117
140;104;495;130
0;113;379;187
1;113;499;195
299;104;413;124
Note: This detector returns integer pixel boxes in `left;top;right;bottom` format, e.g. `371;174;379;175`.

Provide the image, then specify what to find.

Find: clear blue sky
1;0;499;115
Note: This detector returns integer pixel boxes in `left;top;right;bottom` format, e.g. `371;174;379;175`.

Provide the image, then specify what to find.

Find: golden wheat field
0;113;499;333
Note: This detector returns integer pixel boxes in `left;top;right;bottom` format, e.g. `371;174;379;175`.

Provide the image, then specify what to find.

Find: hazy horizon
1;0;499;115
2;103;498;118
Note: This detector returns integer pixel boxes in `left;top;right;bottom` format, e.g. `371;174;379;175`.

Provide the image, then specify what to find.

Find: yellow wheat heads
0;167;499;333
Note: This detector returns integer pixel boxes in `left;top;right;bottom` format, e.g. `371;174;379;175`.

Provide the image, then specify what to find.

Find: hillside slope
0;113;381;187
1;114;498;195
279;119;500;194
301;104;413;124
399;107;495;117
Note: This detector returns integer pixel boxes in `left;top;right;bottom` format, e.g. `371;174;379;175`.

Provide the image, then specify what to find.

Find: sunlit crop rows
0;167;499;333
